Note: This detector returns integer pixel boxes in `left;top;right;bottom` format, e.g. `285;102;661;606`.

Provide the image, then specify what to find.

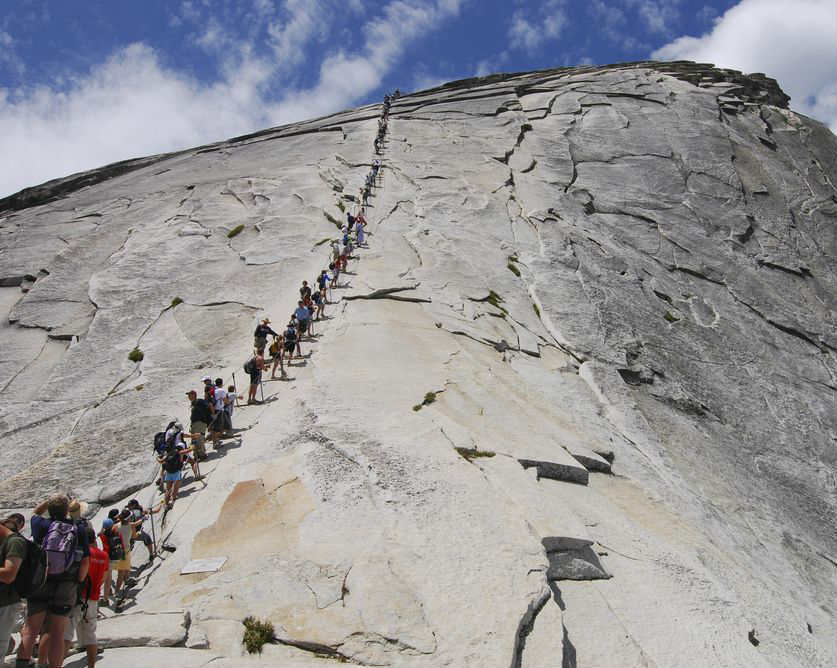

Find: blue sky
0;0;834;197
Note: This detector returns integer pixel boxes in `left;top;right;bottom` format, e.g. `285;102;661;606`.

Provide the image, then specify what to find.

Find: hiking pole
148;508;157;561
260;376;265;402
232;372;242;407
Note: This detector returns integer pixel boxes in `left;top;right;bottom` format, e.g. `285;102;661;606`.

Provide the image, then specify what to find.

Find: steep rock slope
1;61;835;667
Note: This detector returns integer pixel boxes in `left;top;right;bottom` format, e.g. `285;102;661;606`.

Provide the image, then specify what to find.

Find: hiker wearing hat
253;318;277;352
17;495;90;668
98;518;122;605
0;514;26;665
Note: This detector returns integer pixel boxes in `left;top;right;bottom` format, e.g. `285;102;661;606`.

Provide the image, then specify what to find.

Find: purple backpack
42;521;77;576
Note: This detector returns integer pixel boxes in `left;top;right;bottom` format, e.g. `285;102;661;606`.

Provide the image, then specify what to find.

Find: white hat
201;376;212;382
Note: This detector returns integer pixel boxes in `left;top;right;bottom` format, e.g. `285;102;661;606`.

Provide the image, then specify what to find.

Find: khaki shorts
109;553;131;572
190;421;207;457
64;600;98;646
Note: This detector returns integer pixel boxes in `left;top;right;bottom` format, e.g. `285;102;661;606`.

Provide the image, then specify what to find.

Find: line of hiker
0;88;395;668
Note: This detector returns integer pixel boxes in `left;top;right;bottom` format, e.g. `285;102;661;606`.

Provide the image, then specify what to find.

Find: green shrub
314;237;332;247
227;224;244;238
243;616;274;654
413;391;439;412
532;302;541;317
170;297;183;308
337;200;346;212
507;261;520;277
128;347;144;363
664;311;680;323
455;447;496;462
323;211;341;228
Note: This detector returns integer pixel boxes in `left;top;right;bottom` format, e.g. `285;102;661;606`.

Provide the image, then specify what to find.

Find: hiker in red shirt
64;527;108;667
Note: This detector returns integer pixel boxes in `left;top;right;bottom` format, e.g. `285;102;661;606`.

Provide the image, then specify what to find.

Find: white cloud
267;0;330;71
508;0;568;53
624;0;682;34
0;0;464;197
653;0;837;131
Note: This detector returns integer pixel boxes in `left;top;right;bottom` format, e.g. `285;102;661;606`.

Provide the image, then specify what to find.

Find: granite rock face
1;61;836;667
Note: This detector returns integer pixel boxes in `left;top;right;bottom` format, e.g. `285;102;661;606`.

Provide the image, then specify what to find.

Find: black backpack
243;357;256;374
153;421;178;454
12;535;48;598
162;446;182;474
102;529;125;562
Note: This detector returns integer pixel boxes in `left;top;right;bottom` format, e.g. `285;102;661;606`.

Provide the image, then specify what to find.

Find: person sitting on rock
253;318;277;352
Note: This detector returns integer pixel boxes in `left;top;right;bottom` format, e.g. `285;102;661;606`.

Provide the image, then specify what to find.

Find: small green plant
413;391;439;412
128;347;144;363
455;447;496;462
170;297;183;308
242;616;274;654
135;384;144;391
227;224;245;238
664;311;680;323
507;261;521;277
323;211;341;228
314;237;332;247
532;302;541;317
337;200;346;212
486;290;503;308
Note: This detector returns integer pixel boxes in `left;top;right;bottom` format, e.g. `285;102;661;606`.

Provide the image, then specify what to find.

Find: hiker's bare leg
171;479;182;503
18;611;44;660
86;643;96;668
44;614;68;668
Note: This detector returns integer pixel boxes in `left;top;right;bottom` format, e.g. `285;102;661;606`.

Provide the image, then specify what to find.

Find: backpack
269;340;279;356
243;357;256;374
102;529;125;562
162;446;183;474
12;535;48;598
41;520;78;577
153;431;167;454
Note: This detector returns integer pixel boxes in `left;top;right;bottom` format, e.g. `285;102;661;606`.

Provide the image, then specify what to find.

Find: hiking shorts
27;577;78;616
163;470;183;483
65;600;98;646
190;422;207;456
249;369;261;384
254;336;267;350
